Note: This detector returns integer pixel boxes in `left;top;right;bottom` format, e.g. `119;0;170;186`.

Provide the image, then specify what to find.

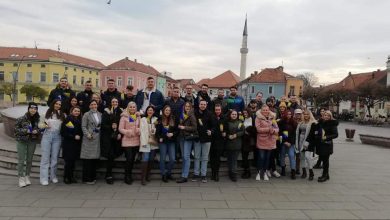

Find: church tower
240;16;248;81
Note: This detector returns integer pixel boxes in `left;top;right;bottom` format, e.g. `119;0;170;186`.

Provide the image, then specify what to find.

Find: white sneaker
18;177;26;188
24;176;31;185
272;170;281;178
255;172;261;181
266;170;272;178
263;173;269;181
52;177;58;184
40;180;49;186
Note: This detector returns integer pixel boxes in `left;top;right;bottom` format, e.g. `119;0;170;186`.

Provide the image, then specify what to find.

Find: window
65;67;68;70
89;70;92;74
268;86;273;94
12;72;18;81
41;64;46;68
27;64;32;68
127;77;133;86
13;63;18;67
251;86;255;94
73;75;77;85
82;69;84;73
0;71;4;81
40;72;46;82
52;73;59;83
73;68;76;72
95;79;99;87
0;63;4;66
81;76;85;85
105;76;110;86
0;91;4;101
96;72;98;76
25;72;32;83
117;76;122;87
289;86;295;96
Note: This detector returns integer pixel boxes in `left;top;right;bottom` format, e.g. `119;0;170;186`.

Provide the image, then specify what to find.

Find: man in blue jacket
135;77;164;115
224;86;245;114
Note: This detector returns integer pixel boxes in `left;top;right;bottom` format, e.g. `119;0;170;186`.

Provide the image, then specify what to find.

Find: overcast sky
1;0;389;85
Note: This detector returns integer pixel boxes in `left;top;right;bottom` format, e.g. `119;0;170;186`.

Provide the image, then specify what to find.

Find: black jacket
122;95;136;109
211;114;226;150
47;87;76;112
76;89;94;114
242;116;257;152
316;119;339;156
195;109;215;143
101;89;122;109
277;118;297;146
155;119;178;143
194;91;212;111
60;116;83;160
100;107;123;159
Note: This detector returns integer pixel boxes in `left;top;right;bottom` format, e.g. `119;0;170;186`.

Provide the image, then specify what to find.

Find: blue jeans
257;149;272;172
159;142;175;176
40;131;62;182
193;141;211;176
142;150;156;162
181;139;194;178
227;150;240;174
280;144;296;170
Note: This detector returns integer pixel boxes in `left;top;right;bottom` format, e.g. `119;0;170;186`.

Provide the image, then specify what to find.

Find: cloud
0;0;389;85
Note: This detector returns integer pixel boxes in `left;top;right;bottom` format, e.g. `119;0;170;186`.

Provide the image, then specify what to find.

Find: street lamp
12;56;25;107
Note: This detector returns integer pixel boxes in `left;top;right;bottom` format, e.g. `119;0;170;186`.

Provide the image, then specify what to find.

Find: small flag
198;119;203;126
238;122;243;128
28;124;33;132
219;124;223;132
65;121;74;128
162;125;169;134
129;114;137;122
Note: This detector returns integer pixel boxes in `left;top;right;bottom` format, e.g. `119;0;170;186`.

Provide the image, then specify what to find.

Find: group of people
14;76;339;188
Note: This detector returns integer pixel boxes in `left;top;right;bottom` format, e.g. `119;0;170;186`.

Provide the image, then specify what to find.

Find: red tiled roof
247;66;290;83
323;70;387;91
0;46;105;69
197;70;240;88
107;57;160;76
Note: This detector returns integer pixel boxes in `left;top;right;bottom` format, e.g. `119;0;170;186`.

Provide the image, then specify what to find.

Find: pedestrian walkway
0;122;390;219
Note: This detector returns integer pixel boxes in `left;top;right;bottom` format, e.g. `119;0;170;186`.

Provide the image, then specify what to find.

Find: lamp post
12;56;25;107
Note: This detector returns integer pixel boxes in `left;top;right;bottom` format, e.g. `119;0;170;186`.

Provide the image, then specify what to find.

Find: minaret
387;55;390;87
240;15;248;81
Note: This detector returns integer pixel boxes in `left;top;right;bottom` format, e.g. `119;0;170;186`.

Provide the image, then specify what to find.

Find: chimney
277;66;284;71
387;55;390;87
125;57;129;60
372;72;375;79
254;71;258;75
348;71;352;76
134;59;137;63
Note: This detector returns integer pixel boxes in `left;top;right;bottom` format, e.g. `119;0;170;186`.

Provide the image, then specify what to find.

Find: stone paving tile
243;192;288;201
351;210;390;219
181;200;228;208
112;192;158;200
205;208;258;219
132;200;180;208
259;187;303;195
0;198;37;206
366;194;390;202
0;218;10;220
158;192;202;200
52;185;99;192
286;194;333;202
12;218;68;220
100;208;154;218
17;191;71;199
357;201;390;210
139;186;179;193
201;193;245;201
82;199;133;208
219;187;260;193
314;201;366;210
44;207;103;218
180;186;221;193
326;194;373;202
154;208;206;218
226;200;274;209
95;185;140;193
31;199;85;207
270;201;321;209
0;191;25;199
71;218;126;220
0;207;49;217
303;210;358;219
254;210;309;219
66;191;114;200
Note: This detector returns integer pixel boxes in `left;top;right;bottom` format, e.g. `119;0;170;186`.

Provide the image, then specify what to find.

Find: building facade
197;70;240;99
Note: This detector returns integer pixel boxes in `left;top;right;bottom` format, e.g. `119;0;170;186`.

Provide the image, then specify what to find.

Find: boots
301;168;307;179
309;169;314;181
140;162;148;186
314;160;322;169
211;170;216;181
146;161;152;182
229;172;237;182
296;158;301;175
318;173;329;182
124;164;133;185
215;171;219;182
241;169;251;179
291;169;296;180
281;166;286;176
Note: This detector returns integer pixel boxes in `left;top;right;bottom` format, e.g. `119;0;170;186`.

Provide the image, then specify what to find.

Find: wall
285;78;304;96
99;70;150;93
241;83;285;103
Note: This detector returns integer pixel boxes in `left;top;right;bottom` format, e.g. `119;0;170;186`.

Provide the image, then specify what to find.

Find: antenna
57;43;61;52
34;41;39;49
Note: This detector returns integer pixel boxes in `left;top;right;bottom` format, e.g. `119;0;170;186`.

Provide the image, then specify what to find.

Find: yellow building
0;47;105;105
285;77;304;97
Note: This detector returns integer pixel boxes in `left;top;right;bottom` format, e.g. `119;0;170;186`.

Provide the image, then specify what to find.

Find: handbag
147;124;158;145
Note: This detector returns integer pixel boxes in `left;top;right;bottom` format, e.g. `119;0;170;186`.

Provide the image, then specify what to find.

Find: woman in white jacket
139;105;158;185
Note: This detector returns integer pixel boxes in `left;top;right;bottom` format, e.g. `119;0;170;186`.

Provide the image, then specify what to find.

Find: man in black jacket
122;85;136;109
47;77;75;112
181;84;196;105
76;80;94;113
101;79;122;109
210;104;225;181
194;84;212;111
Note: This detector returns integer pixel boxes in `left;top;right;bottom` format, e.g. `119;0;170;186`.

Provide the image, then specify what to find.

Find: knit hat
294;108;303;114
279;102;287;108
28;102;38;111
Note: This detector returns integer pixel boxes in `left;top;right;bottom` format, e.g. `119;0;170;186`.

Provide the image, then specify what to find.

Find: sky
0;0;389;85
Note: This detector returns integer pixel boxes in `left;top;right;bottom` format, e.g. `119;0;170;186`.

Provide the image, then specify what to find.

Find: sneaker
18;177;26;188
52;177;58;184
272;170;281;178
192;175;199;182
263;173;269;181
255;172;261;181
40;180;49;186
176;177;188;183
24;176;31;185
84;180;96;185
266;170;272;178
201;176;207;183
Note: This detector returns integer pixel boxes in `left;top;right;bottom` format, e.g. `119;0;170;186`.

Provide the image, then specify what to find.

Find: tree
20;84;48;102
0;82;14;101
296;72;319;87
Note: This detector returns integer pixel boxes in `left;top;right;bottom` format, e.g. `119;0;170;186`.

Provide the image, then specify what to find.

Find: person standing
211;89;226;111
300;109;318;181
47;77;76;113
80;100;102;184
176;102;198;183
76;80;94;114
194;84;212;111
156;105;178;182
64;97;78;116
224;110;244;182
119;102;141;185
255;105;279;181
278;110;297;179
241;108;256;179
210;104;225;182
139;106;159;185
255;92;264;109
122;85;136;109
101;79;122;109
181;84;196;105
223;86;245;114
193;100;215;183
101;98;123;184
60;106;83;184
135;77;165;115
14;102;41;187
39;99;64;186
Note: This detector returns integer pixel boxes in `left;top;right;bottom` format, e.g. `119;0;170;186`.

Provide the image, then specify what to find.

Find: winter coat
140;116;159;152
277;118;297;149
135;88;165;114
316;119;339;156
47;86;76;112
211;114;226;150
305;122;321;153
60;116;82;160
155;118;178;143
194;91;212;111
255;110;279;150
178;111;198;140
224;95;245;114
118;112;140;147
101;89;122;109
121;95;136;109
195;109;215;143
80;110;102;159
242;116;257;152
165;98;185;122
224;119;245;151
76;89;94;114
295;121;314;153
14;113;41;142
100;107;123;159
